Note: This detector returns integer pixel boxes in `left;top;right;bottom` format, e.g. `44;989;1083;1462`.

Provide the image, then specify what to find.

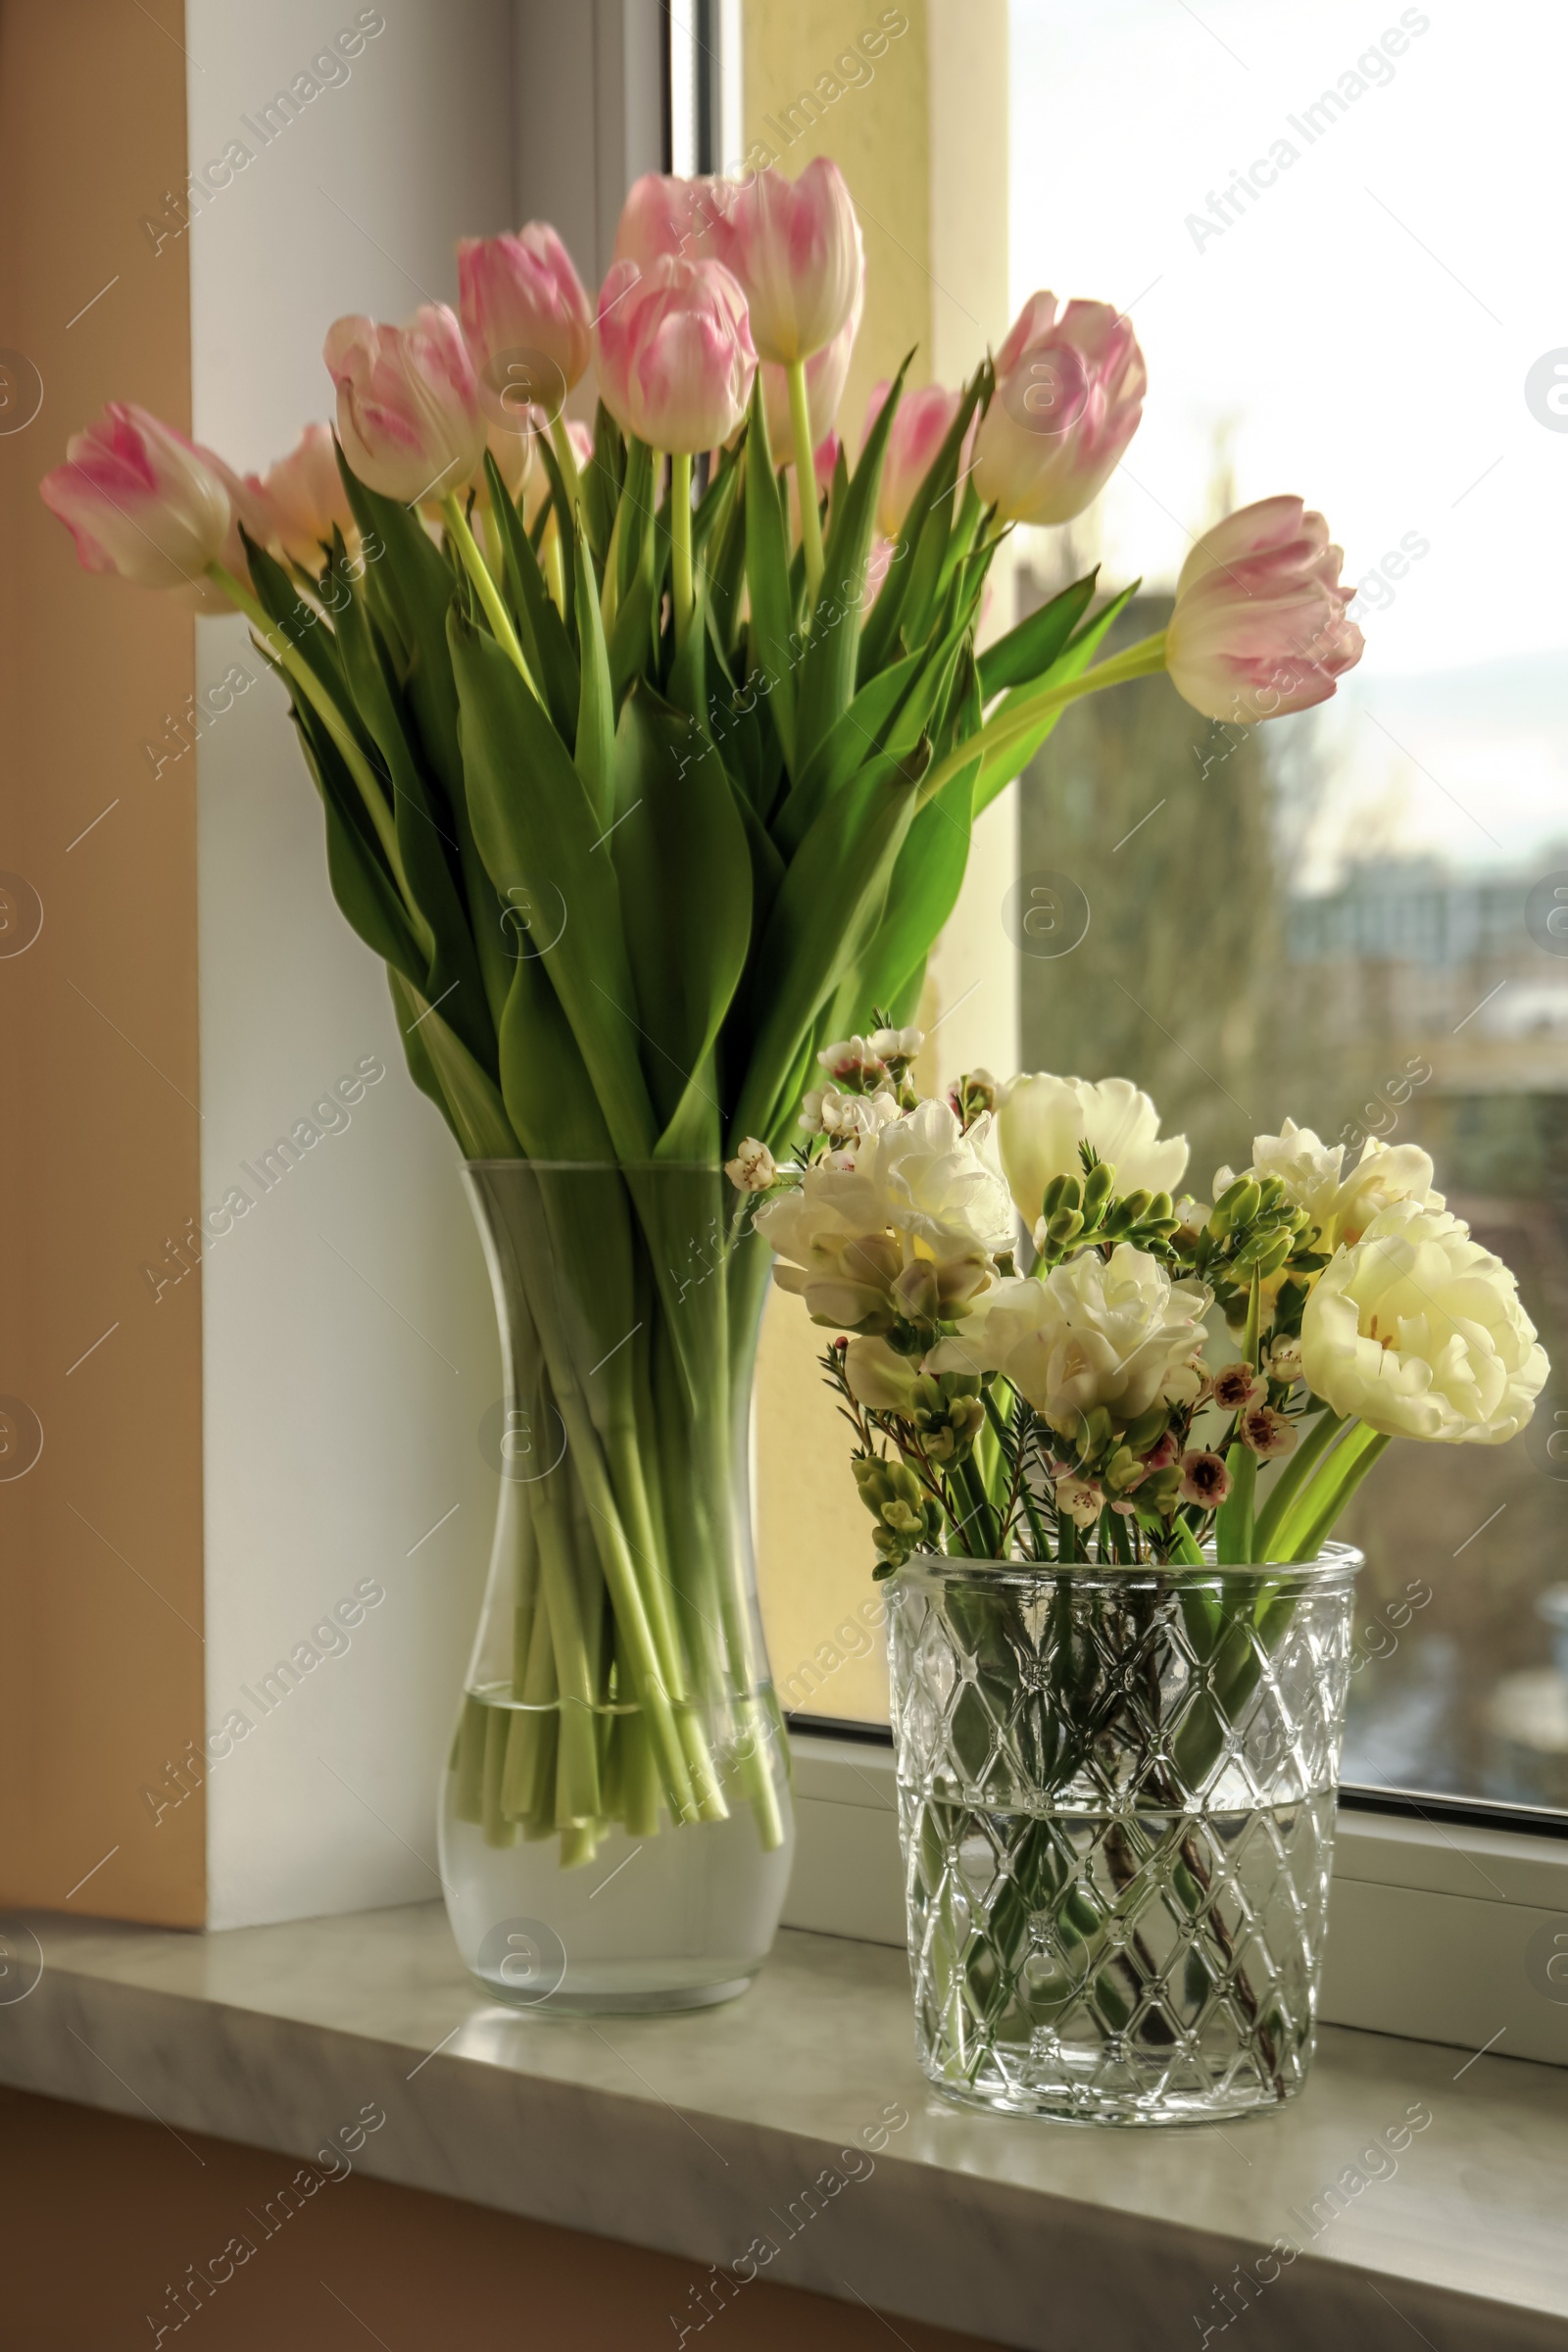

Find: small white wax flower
1266;1338;1304;1385
1054;1472;1104;1528
724;1138;777;1194
869;1025;924;1061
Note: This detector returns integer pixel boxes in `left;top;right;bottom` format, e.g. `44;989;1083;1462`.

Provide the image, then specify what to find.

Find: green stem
786;358;824;604
1283;1426;1390;1563
669;451;694;652
1213;1440;1255;1564
1251;1408;1347;1561
440;493;542;702
600;496;624;636
210;563;433;956
550;412;585;519
915;629;1169;810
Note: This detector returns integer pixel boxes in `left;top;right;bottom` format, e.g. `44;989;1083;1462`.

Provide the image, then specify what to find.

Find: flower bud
1046;1207;1084;1247
1167;495;1365;724
595;256;757;454
972;291;1146;525
723;158;861;365
459;225;593;425
40;403;232;594
862;377;963;538
257;422;357;568
1081;1160;1115;1220
324;306;485;504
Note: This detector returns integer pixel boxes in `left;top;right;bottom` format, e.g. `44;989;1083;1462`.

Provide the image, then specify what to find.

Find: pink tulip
1165;496;1365;722
862;379;963;540
40;402;231;594
723;158;860;366
257;423;356;567
760;233;863;464
324;305;484;505
595;256;757;454
972;292;1146;526
458;225;593;423
612;173;740;272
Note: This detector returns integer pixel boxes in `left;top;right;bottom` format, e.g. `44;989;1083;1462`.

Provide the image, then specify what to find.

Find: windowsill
3;1903;1565;2349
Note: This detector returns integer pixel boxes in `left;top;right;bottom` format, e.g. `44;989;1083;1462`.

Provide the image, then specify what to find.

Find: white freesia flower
843;1335;922;1409
927;1245;1211;1434
1214;1119;1445;1250
998;1073;1189;1224
757;1098;1011;1331
839;1097;1015;1258
1299;1200;1547;1444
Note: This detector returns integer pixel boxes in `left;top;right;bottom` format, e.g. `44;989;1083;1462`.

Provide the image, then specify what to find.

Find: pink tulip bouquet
39;161;1368;1873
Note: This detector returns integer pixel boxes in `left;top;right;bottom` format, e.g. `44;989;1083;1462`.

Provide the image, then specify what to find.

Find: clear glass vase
439;1162;794;2013
887;1546;1360;2124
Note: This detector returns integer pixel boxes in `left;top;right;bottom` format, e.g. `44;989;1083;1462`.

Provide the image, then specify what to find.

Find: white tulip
927;1245;1211;1435
1299;1200;1547;1444
998;1073;1189;1225
1331;1136;1446;1247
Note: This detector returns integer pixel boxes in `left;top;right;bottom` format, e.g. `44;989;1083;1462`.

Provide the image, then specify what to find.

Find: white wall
187;0;515;1929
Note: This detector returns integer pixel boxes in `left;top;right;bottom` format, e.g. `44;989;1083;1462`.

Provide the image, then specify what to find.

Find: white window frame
784;1730;1568;2069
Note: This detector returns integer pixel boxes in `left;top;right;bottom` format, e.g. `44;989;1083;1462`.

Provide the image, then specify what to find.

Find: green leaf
333;450;515;1029
448;611;658;1160
290;702;424;991
977;568;1100;700
971;581;1142;819
772;645;925;856
729;749;927;1152
240;529;350;709
331;559;498;1067
571;524;615;829
858;356;992;675
794;353;911;777
612;683;752;1159
829;662;981;1038
495;943;615;1162
388;972;522;1158
742;375;797;766
583;400;625;563
483;449;578;740
386;969;463;1148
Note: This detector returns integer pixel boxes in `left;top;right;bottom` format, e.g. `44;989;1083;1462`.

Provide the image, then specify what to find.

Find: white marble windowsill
1;1906;1565;2351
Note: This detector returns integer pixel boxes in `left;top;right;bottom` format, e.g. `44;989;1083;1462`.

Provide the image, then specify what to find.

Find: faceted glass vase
438;1162;794;2013
887;1547;1360;2125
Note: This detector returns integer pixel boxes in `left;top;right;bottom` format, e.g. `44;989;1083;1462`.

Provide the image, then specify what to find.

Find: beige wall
0;0;206;1923
747;1;1013;1720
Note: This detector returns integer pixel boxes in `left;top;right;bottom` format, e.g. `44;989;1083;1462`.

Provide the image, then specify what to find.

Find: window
753;0;1568;1837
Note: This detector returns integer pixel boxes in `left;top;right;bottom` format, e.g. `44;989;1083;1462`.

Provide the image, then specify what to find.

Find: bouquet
39;159;1367;1868
755;1064;1548;2111
754;1063;1549;1571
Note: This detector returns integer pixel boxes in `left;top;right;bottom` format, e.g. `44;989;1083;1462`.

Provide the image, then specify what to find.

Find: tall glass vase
439;1161;794;2012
